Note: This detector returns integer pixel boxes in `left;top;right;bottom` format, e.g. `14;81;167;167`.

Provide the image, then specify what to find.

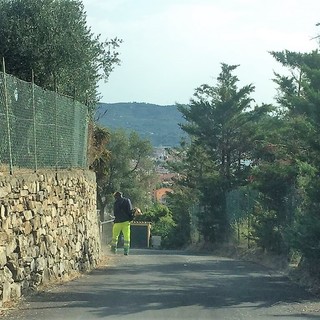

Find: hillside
96;102;186;147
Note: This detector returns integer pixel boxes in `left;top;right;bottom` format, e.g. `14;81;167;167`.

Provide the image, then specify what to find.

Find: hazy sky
82;0;319;106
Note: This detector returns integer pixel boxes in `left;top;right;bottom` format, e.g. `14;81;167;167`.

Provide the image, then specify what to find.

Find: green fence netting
0;71;88;172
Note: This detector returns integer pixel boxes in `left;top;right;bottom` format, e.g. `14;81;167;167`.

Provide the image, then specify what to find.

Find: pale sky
82;0;320;106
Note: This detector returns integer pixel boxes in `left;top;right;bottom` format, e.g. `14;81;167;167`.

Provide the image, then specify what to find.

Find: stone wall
0;170;101;307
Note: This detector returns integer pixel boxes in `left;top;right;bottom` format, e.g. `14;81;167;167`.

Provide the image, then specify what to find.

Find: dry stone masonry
0;170;101;307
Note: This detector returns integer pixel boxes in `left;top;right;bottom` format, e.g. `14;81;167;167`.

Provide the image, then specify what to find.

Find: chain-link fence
0;70;89;173
226;187;258;246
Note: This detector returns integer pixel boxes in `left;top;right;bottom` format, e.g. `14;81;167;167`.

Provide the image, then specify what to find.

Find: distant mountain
96;102;187;147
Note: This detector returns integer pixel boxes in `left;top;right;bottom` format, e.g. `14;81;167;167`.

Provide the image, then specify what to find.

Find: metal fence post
31;70;38;172
54;78;58;170
2;57;13;174
83;106;89;168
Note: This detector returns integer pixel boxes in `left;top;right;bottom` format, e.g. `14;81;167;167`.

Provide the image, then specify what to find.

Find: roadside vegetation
165;53;320;286
0;0;121;109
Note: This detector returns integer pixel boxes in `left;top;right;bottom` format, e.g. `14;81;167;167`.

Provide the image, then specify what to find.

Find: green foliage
138;203;176;248
250;208;285;254
179;64;255;178
93;128;156;217
169;53;320;261
152;215;176;248
286;163;320;261
252;162;297;213
287;213;320;261
163;52;320;262
241;107;316;255
168;142;227;243
271;50;320;124
175;63;257;243
263;48;320;261
165;188;197;247
0;0;121;107
198;178;229;243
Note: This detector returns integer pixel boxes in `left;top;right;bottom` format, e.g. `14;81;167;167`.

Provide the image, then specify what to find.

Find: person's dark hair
113;191;122;199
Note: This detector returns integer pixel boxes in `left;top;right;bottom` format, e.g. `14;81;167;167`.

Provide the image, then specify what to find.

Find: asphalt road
2;249;319;320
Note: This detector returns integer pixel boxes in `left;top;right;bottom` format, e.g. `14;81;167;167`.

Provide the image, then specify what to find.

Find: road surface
2;249;319;319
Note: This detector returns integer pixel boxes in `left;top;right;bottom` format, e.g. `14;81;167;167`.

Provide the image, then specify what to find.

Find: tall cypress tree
271;48;320;261
177;63;255;242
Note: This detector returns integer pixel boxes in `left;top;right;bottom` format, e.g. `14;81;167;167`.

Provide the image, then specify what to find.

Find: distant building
158;172;176;186
154;187;173;204
153;147;169;161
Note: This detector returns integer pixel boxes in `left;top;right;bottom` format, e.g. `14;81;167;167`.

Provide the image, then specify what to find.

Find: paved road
2;249;319;319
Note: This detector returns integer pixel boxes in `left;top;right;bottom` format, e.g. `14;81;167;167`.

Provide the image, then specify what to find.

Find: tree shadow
3;250;318;319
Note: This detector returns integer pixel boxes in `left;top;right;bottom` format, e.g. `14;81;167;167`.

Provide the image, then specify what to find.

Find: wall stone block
0;247;7;266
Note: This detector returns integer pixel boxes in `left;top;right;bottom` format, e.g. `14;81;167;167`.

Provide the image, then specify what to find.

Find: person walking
111;191;133;255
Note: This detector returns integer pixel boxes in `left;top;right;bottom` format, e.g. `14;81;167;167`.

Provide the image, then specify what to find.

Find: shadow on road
3;250;319;319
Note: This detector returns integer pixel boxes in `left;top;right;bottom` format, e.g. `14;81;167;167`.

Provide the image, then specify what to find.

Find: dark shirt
113;197;132;223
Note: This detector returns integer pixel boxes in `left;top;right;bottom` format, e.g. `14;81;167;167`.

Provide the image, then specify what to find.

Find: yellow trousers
111;221;130;253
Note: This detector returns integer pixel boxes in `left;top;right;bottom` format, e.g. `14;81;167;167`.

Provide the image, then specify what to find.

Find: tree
93;129;156;219
270;47;320;260
165;183;199;248
137;203;176;249
0;0;121;107
177;63;256;242
179;63;255;186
